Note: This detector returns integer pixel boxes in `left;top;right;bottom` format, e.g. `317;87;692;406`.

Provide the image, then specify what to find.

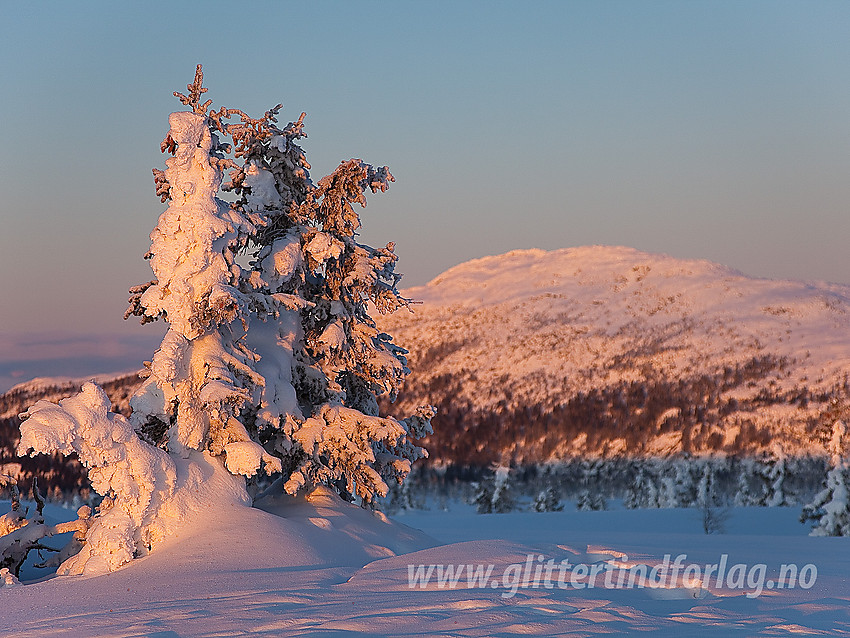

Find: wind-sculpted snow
0;500;846;637
15;386;282;575
379;246;850;462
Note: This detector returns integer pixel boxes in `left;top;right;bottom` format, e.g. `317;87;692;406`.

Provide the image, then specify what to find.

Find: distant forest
1;359;844;504
381;353;848;466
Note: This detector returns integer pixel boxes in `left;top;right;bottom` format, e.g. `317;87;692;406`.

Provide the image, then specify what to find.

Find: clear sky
2;1;850;390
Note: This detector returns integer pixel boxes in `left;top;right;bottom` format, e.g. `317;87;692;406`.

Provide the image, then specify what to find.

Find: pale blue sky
2;1;850;389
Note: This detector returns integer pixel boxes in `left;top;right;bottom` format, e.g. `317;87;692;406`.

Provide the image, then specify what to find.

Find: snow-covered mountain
3;246;849;479
377;246;850;464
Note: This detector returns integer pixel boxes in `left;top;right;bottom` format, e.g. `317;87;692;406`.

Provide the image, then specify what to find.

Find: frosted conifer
576;489;607;511
13;66;433;575
659;457;696;508
761;444;792;507
576;460;607;511
801;421;850;536
624;467;660;509
125;66;433;505
533;487;563;512
733;458;757;507
474;465;516;513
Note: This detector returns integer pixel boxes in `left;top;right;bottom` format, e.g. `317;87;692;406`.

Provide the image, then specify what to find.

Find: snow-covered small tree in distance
14;65;434;574
801;420;850;536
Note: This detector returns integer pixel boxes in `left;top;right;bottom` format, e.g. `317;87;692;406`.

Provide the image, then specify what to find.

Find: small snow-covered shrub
0;476;90;577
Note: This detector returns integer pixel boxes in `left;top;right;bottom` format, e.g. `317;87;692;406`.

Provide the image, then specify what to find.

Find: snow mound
253;484;438;563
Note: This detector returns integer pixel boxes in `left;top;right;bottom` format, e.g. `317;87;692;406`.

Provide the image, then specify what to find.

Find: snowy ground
1;494;849;637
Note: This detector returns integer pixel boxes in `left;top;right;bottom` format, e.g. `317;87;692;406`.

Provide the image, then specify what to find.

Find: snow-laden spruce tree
754;444;792;507
575;459;607;511
733;457;758;507
474;465;516;513
129;66;433;503
15;66;432;573
533;486;563;513
624;466;660;509
801;420;850;536
124;69;275;475
658;457;696;508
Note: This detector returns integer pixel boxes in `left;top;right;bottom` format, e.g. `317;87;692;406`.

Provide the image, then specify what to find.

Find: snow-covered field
2;489;848;637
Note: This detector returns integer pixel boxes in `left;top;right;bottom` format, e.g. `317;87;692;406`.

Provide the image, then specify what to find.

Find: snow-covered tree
533;486;564;512
624;466;660;509
474;465;517;513
659;457;695;508
575;489;607;511
801;420;850;536
382;473;425;513
733;457;758;507
575;459;607;511
125;68;272;474
754;444;792;507
767;451;791;507
14;66;433;574
129;65;434;504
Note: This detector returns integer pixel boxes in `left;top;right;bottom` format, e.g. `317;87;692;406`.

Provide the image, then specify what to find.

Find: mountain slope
0;372;142;421
377;246;850;464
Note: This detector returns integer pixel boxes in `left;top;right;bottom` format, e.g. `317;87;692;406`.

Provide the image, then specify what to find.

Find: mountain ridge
377;245;850;464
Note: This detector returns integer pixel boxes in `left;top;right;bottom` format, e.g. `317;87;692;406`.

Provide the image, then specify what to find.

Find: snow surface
1;494;848;637
3;246;850;634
